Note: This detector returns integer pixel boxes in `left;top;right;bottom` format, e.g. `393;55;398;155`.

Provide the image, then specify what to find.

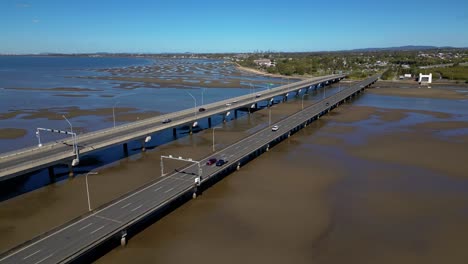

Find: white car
225;103;232;106
271;125;279;131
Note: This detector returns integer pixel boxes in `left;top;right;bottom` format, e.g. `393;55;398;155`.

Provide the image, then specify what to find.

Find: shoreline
233;63;307;80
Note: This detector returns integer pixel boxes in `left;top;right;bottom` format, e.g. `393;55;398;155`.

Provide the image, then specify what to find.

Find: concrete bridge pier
48;166;56;182
120;231;127;247
123;143;129;157
141;140;146;152
237;162;241;170
172;128;177;138
235;109;238;118
189;125;193;135
208;117;212;128
193;177;201;199
283;94;288;102
68;163;74;178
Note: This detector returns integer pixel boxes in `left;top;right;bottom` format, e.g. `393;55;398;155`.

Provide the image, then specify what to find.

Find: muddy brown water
1;86;468;263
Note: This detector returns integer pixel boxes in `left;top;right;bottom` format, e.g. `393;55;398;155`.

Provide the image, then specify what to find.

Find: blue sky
1;0;467;53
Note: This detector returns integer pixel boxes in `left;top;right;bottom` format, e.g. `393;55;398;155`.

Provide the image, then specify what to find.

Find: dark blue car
216;159;226;166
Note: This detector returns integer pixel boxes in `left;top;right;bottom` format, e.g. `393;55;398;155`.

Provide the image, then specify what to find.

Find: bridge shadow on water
0;108;247;202
0;82;347;202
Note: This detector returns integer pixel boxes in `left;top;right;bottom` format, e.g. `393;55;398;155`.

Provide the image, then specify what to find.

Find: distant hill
350;45;459;52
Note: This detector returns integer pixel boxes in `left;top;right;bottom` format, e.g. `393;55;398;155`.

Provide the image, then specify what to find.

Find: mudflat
1;83;467;264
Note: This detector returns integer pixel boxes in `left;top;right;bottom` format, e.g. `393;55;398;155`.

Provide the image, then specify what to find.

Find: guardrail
0;74;345;176
0;74;375;264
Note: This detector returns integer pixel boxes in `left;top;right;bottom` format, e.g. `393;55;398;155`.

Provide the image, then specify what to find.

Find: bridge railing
0;74;345;164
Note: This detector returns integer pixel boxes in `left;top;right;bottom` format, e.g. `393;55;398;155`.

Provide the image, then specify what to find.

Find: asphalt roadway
0;75;378;264
0;74;345;181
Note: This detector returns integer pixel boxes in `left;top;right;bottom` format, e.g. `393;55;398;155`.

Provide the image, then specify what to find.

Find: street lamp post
62;115;76;153
200;88;207;106
302;93;307;110
212;126;223;152
268;98;274;125
85;172;98;211
186;91;197;118
112;101;120;128
63;115;79;166
269;106;272;126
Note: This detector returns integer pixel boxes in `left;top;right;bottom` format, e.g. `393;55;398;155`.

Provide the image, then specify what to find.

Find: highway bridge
0;74;346;182
0;74;379;264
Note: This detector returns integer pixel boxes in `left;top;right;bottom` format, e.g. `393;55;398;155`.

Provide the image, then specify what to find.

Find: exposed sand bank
1;81;467;263
369;81;468;99
0;107;160;121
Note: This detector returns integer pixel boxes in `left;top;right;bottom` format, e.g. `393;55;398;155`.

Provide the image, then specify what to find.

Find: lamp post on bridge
268;98;273;126
186;91;197;118
201;88;206;106
112;101;120;128
85;171;98;211
212;126;223;152
301;93;307;110
62;115;79;166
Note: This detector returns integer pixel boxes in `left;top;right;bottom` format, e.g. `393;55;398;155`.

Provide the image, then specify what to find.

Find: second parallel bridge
0;74;379;263
0;74;346;181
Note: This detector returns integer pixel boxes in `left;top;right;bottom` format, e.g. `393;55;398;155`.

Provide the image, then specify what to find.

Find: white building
254;59;273;67
418;73;432;84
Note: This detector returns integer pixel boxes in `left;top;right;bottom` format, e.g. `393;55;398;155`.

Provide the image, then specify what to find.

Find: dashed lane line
130;205;143;212
22;250;40;260
78;223;93;231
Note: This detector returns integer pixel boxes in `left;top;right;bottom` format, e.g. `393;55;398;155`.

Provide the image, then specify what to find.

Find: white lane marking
0;174;175;262
171;176;194;182
90;225;105;234
34;253;53;264
164;187;174;193
78;223;93;231
153;187;162;192
23;250;41;260
131;205;143;212
121;203;132;209
1;77;348;261
94;214;123;224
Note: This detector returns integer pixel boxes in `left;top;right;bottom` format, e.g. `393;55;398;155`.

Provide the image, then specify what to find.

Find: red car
206;158;217;165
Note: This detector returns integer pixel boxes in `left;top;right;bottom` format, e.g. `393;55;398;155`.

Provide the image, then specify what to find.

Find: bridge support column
266;144;269;152
120;231;127;247
173;127;177;138
48;166;56;182
288;132;291;138
68;163;74;178
208;117;212;128
189;125;193;135
141;140;146;152
237;162;241;171
123;143;129;157
193;177;201;199
235;109;238;118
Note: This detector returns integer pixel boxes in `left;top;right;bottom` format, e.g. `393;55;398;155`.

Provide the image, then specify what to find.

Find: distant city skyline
1;0;468;54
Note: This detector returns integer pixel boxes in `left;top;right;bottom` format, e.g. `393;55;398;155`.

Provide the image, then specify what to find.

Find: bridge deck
0;74;345;181
0;75;379;263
